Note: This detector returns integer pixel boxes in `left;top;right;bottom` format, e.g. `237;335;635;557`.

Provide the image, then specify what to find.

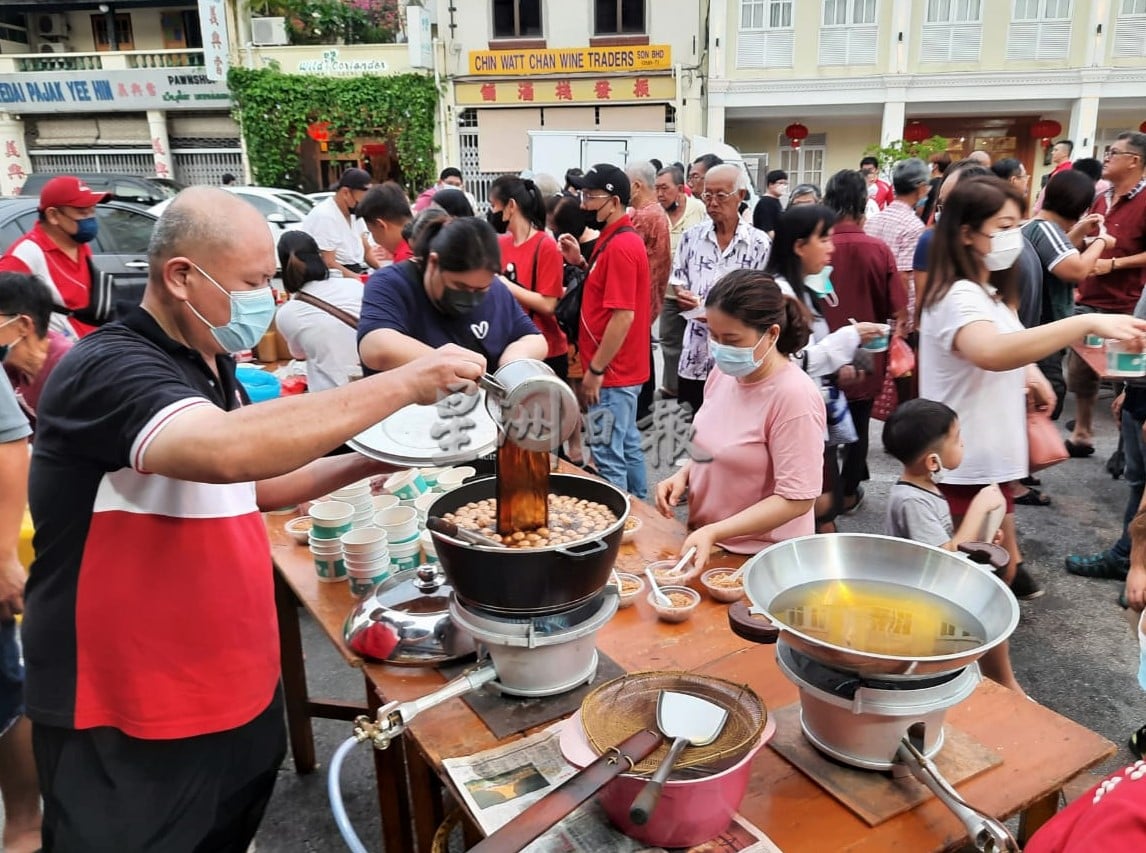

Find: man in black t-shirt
752;169;788;237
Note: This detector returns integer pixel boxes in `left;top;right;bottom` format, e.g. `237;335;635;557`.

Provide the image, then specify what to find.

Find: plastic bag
821;383;858;446
888;336;915;379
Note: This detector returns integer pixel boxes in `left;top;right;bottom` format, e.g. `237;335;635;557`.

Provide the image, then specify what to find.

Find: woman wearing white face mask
654;270;827;571
920;175;1146;605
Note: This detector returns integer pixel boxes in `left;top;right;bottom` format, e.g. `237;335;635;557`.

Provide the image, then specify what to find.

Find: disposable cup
349;571;390;597
414;493;438;516
1105;339;1146;378
309;501;354;539
313;555;347;583
435;467;474;492
346;558;390;576
385;469;427;501
309;540;344;556
1084;333;1104;348
419;528;437;557
389;537;422;571
331;479;371;499
372;494;400;514
375;506;419;543
419;467;445;488
341;527;389;552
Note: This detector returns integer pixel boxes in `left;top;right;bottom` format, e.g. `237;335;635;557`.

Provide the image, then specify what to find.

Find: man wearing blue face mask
21;187;488;850
0;175;109;340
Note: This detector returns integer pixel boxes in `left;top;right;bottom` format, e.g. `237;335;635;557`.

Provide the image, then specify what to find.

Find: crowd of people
0;129;1144;848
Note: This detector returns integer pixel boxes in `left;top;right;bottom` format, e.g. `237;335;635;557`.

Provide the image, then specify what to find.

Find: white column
705;94;726;144
880;100;906;147
0;113;32;197
1068;95;1100;158
146;110;175;179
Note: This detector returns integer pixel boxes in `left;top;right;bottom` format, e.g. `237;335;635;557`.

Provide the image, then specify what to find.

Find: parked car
0;197;156;319
19;173;183;208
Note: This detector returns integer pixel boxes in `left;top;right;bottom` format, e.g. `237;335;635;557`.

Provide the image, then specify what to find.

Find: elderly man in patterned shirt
671;164;771;418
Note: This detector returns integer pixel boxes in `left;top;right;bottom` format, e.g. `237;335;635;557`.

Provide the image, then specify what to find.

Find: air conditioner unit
39;42;70;53
251;17;289;46
36;14;68;39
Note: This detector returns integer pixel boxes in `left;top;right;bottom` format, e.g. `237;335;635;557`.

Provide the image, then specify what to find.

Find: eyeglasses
700;191;737;203
578;192;611;202
1105;148;1139;159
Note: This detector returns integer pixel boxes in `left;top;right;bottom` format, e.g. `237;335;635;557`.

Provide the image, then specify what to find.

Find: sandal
1064;439;1095;458
1019;475;1041;487
1014;487;1052;507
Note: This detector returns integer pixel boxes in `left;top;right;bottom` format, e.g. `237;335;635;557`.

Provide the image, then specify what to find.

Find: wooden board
768;702;1002;826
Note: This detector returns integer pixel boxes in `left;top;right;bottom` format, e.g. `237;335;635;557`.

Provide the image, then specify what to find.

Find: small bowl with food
700;568;745;603
614;572;644;608
649;586;701;623
621;514;642;544
284;516;313;545
646;558;700;586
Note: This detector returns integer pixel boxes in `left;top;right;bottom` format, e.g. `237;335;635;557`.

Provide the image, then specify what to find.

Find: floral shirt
672;218;771;381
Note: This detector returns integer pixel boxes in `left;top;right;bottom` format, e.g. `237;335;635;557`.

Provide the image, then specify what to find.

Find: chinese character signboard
407;5;433;70
0;70;231;114
456;75;675;106
198;0;230;81
468;45;671;76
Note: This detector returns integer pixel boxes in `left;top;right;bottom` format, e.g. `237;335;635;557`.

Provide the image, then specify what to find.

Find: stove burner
781;644;966;699
458;593;607;635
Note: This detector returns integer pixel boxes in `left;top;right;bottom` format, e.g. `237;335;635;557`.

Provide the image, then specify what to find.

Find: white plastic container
384;469;428;500
1105;339;1146;378
374;506;419;544
308;500;355;539
389;537;422;571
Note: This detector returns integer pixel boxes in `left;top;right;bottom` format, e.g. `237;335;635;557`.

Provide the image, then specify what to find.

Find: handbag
887;335;915;379
1027;407;1069;472
822;383;858;446
294;290;359;329
872;371;898;422
554;226;635;347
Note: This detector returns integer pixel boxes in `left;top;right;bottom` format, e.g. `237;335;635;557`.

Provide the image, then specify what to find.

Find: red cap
37;176;111;211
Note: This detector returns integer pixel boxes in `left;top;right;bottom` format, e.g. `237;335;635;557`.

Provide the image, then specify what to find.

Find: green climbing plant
863;136;952;172
227;67;439;194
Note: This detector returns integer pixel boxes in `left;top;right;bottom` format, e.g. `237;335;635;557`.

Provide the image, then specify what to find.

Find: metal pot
429;474;629;616
728;534;1019;678
482;359;580;453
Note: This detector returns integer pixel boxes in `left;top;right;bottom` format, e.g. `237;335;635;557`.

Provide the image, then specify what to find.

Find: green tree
863;136;951;172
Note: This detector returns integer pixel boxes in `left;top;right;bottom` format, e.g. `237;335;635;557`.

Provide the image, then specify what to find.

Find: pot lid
348;390;499;467
344;566;476;666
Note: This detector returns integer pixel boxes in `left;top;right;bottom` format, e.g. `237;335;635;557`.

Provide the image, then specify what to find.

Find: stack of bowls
419;467;444;491
419;528;438;565
413;492;437;530
330;480;375;529
384;469;428;501
371;494;400;515
340;527;391;596
308;501;353;583
374;506;421;570
435;466;475;494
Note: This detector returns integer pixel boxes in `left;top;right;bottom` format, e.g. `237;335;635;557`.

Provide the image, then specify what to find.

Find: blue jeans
587;385;648;498
0;619;23;736
1110;395;1146;561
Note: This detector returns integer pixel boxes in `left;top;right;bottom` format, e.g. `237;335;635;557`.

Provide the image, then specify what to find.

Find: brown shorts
938;482;1016;517
1067;304;1103;398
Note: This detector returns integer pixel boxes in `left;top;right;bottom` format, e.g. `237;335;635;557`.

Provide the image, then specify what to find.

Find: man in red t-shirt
0;175;110;339
860;157;894;210
562;164;650;497
1067;132;1146;455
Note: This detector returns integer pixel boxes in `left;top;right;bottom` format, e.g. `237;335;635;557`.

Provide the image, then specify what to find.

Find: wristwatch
588;363;607;376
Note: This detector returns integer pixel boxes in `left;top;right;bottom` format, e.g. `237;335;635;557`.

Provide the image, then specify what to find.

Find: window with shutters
778;133;826;188
737;0;795;69
1115;0;1146;57
921;0;982;62
819;0;879;66
1006;0;1072;61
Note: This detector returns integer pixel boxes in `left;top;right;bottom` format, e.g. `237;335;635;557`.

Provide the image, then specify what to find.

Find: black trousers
677;377;706;420
841;397;874;499
637;343;655;422
33;686;286;853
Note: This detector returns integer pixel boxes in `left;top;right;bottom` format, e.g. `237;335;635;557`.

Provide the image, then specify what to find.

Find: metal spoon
645;568;671;607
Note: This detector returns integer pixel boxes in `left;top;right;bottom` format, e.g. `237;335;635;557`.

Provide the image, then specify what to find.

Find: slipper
1014;487;1052;507
1020;475;1041;487
1064;439;1095;458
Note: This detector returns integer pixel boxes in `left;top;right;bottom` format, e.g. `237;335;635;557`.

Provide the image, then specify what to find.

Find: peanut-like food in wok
443;495;618;547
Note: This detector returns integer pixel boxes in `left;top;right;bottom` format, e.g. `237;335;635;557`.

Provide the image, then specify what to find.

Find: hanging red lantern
1139;120;1146;134
1030;119;1063;149
307;121;331;152
785;122;809;149
903;121;932;144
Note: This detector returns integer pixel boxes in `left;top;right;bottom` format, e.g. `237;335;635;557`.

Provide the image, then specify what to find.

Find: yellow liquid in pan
768;579;987;658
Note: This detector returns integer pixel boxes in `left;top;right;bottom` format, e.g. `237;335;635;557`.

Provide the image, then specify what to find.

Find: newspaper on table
442;721;783;853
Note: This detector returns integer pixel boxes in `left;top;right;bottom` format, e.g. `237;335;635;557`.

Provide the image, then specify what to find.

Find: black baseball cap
337;168;373;191
567;163;630;206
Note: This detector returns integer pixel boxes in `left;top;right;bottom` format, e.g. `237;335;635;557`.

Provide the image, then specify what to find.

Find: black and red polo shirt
22;306;279;739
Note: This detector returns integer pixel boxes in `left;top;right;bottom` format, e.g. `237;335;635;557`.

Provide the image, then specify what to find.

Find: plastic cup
419;467;445;488
341;527;389;553
389;537;422;571
349;573;390;597
313;554;347;583
372;494;400;514
419;528;437;558
331;479;371;499
1084;333;1104;348
413;493;438;516
309;500;355;539
384;469;427;501
1105;339;1146;378
435;467;473;492
374;506;419;543
861;323;891;353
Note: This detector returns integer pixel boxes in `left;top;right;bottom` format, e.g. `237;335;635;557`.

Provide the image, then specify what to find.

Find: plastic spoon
645;568;671;607
666;545;698;579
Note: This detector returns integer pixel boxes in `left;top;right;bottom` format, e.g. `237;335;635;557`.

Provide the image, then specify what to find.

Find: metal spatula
629;690;729;825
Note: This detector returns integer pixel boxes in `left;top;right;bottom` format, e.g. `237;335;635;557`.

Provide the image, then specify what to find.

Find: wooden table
270;479;1115;853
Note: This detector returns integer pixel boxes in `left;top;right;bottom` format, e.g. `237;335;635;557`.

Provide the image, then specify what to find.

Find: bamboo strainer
579;671;767;776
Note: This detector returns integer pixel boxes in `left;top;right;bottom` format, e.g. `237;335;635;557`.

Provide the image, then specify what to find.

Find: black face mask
486;209;508;234
591;198;614;227
582;209;601;231
347;205;359;217
439;287;487;318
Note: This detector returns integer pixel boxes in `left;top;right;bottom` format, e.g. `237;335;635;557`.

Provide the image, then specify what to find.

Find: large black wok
428;474;629;616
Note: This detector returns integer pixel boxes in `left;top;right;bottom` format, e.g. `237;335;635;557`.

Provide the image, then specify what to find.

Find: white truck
527;131;760;201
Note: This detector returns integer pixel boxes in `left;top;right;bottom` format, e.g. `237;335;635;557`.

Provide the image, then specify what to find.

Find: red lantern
1031;119;1063;149
785;122;809;149
1140;120;1146;134
903;121;932;144
307;121;331;152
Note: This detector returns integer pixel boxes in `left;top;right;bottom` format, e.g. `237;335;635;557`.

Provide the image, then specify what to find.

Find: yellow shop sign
468;44;672;76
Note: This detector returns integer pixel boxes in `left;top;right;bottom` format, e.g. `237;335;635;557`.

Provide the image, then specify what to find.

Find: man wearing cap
299;167;375;279
561;164;650;498
0;175;110;339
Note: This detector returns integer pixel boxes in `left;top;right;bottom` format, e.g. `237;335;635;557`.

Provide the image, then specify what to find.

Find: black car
19;173;183;208
0;198;155;319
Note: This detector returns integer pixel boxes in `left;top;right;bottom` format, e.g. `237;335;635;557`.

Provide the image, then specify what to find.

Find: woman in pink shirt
655;269;827;570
